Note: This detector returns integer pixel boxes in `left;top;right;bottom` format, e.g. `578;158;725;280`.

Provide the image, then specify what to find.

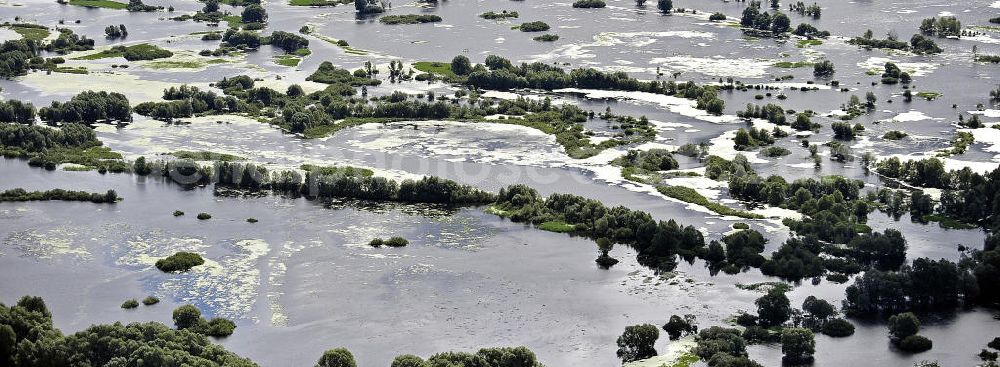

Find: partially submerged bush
155;251;205;272
121;299;139;309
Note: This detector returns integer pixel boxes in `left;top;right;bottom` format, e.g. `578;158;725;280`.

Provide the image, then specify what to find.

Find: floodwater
2;0;1000;365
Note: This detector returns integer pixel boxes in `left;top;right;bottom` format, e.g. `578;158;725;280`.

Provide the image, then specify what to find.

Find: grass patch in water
412;61;456;78
67;0;127;9
537;221;575;233
74;44;172;61
274;55;301;67
668;353;700;367
221;15;243;29
171;150;245;162
796;39;823;48
145;58;226;69
289;0;351;5
5;24;50;41
657;185;763;219
51;66;89;74
300;117;402;138
300;164;374;177
773;61;813;68
312;34;368;55
915;91;941;100
736;281;791;293
922;214;978;230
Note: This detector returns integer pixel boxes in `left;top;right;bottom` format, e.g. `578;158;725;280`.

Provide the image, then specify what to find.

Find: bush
197;213;212;220
379;14;442;25
172;305;202;329
203;317;236;337
385;236;409;247
173;210;185;216
572;0;606;8
369;238;384;247
889;312;920;340
533;34;559;42
155;251;205;272
121;299;139;309
391;355;424;367
821;318;855;337
142;296;160;306
709;12;726;21
519;21;550;32
898;335;933;353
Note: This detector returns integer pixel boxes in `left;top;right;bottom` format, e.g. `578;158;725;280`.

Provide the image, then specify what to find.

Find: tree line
0;294;544;367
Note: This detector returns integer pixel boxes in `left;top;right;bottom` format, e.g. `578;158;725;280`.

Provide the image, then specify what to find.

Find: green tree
316;348;356;367
888;312;920;341
781;328;815;364
451;55;472;76
0;325;14;364
616;324;659;362
172;305;202;330
755;289;791;327
242;4;268;23
203;0;219;13
391;355;424;367
657;0;672;13
771;12;790;33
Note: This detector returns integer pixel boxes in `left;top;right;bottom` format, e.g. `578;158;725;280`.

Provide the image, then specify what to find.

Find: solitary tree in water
657;0;671;13
616;324;659;362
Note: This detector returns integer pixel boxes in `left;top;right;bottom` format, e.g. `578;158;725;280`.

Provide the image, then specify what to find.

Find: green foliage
451;55;472;76
657;0;672;13
657;185;763;219
888;312;920;340
662;314;698;340
316;348;356;367
39;90;131;123
307;61;381;85
391;354;425;367
67;0;128;9
518;21;551;32
379;14;442;25
883;130;908;140
480;10;519;19
120;299;139;309
780;328;815;364
142;296;160;305
172;150;245;162
899;335;933;353
173;210;185;216
155;251;205;272
755;288;791;327
0;188;119;203
617;324;659;363
537;221;575;233
532;34;560;42
821;318;855;337
0;298;257;366
572;0;606;8
384;236;409;247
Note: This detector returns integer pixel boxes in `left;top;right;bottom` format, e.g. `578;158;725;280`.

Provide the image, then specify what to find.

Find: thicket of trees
39;91;132;124
0;188;118;203
0;100;36;124
155;251;205;272
494;184;705;271
44;28;94;54
463;55;725;115
0;39;39;78
0;296;257;366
